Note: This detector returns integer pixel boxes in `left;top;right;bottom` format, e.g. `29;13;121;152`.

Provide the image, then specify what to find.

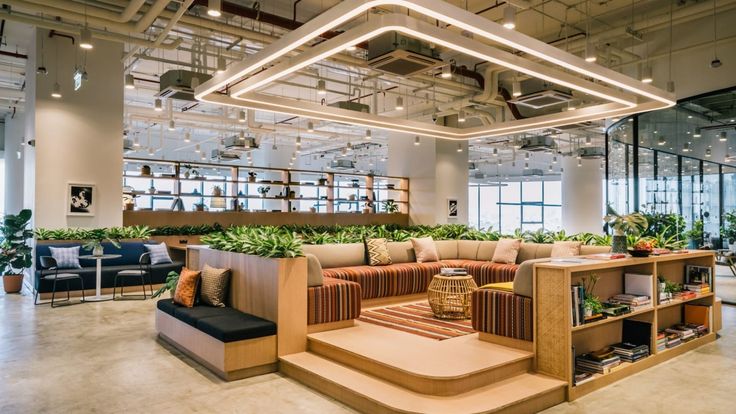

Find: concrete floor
1;288;734;414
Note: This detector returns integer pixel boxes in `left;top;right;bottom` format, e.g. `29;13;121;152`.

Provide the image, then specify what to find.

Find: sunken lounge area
2;0;736;413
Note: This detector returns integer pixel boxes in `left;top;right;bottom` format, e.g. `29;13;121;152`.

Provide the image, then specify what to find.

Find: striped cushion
144;242;172;265
471;289;533;341
442;260;519;286
323;262;446;299
48;246;82;269
307;277;362;325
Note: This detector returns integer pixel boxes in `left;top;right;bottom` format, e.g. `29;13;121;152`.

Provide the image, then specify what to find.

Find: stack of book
440;268;467;276
610;342;649;363
600;302;631;317
656;331;667;352
677;291;697;300
574;371;595;386
665;324;696;342
608;294;652;310
665;332;682;348
683;283;710;295
576;348;621;374
684;322;708;337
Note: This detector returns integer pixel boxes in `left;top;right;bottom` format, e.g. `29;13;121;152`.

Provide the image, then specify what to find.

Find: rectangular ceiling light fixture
195;0;674;141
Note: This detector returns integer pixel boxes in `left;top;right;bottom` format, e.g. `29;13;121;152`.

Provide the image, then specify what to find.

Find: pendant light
317;79;326;95
124;73;135;89
307;121;314;132
552;155;558;164
80;26;93;50
238;110;246;123
719;131;728;141
184;132;191;143
694;127;702;138
503;5;516;29
577;159;582;167
457;143;463;152
585;136;592;146
51;82;62;99
548;165;553;172
414;136;420;146
296;135;302;147
395;96;404;111
458;109;466;123
492;148;498;156
239;130;246;141
133;136;140;147
641;66;653;84
683;142;690;152
207;0;222;17
216;56;226;73
705;148;712;157
441;65;451;79
584;40;597;63
658;136;666;146
512;80;522;97
195;144;201;153
364;129;372;140
497;159;502;166
710;0;722;68
168;120;176;131
154;98;163;111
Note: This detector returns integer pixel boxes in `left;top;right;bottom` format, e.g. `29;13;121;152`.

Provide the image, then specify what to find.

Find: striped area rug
358;302;475;340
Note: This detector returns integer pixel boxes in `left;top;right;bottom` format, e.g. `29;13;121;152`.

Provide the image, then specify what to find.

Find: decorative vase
141;165;151;176
318;178;327;186
124;203;135;211
584;307;593;318
362;207;371;214
2;274;24;293
309;207;317;213
611;235;627;254
93;245;104;256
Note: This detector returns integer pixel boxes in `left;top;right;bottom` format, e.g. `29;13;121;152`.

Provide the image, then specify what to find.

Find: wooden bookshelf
533;251;717;401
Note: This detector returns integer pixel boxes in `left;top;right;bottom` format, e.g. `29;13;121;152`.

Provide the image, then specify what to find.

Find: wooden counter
123;211;410;227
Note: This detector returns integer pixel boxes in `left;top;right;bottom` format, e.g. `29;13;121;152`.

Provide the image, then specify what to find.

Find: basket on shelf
427;275;478;320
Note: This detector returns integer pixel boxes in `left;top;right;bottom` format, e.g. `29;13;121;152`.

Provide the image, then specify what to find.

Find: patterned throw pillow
49;246;82;269
144;242;173;265
365;238;392;266
551;241;582;258
410;237;439;263
174;268;201;308
200;264;231;307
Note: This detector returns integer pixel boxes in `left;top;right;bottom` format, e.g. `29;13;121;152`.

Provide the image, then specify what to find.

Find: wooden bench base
155;310;278;381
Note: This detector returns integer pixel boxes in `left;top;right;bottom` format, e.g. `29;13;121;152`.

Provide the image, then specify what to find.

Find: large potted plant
721;211;736;251
604;206;648;254
0;209;33;293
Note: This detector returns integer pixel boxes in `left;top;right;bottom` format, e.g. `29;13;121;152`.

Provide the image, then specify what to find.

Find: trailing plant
604;205;648;236
152;271;180;298
0;209;33;276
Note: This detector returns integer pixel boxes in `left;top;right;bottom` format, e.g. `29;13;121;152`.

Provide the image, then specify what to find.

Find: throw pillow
491;239;522;264
365;238;392;266
49;246;82;269
144;242;173;265
551;241;582;258
173;267;201;308
410;237;439;263
306;254;324;287
200;264;231;307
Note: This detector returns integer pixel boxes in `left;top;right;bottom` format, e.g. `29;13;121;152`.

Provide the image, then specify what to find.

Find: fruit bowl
628;249;652;257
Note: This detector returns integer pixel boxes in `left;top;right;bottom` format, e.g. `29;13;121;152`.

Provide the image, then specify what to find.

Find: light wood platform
280;352;566;414
307;321;533;396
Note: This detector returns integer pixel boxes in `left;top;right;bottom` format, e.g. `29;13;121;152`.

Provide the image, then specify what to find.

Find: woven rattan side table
427;274;478;319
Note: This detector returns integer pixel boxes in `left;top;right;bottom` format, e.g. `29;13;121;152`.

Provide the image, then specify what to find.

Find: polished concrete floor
1;287;734;414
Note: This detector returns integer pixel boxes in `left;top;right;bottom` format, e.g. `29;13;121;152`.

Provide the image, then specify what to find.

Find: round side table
427;274;478;319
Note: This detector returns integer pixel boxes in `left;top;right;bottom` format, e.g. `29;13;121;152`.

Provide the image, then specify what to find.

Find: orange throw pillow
173;268;201;308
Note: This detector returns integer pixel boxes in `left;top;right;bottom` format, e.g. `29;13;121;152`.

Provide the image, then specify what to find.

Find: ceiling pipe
122;0;195;62
0;8;182;49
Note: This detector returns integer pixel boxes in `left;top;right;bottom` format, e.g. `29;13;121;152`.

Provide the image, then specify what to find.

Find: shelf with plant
571;306;655;332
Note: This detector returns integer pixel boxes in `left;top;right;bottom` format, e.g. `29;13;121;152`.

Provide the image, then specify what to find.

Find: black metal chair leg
113;275;118;300
80;277;86;302
66;280;70;302
141;275;147;299
50;278;58;308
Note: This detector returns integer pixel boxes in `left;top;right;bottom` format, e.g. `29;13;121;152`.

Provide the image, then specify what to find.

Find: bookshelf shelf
534;251;717;402
571;307;654;332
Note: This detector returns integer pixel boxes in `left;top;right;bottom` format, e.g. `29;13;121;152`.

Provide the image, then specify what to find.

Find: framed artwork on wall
67;183;95;216
447;198;458;218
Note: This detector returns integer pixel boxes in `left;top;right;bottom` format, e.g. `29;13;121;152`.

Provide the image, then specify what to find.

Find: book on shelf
571;284;585;327
611;342;650;363
685;265;712;286
576;348;622;374
584;313;606;324
676;291;698;301
665;325;696;342
665;332;682;348
574;371;595;386
608;294;652;310
683;284;710;294
656;331;667;352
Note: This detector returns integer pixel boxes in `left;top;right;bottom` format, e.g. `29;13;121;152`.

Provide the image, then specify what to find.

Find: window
469;179;562;232
0;157;4;216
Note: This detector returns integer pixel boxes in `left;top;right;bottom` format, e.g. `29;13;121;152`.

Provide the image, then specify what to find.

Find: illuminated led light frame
195;0;674;140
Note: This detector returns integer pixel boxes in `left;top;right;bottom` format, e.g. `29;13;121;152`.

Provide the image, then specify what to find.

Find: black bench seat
156;299;276;343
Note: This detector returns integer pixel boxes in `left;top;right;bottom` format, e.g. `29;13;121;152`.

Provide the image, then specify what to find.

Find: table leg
85;259;112;302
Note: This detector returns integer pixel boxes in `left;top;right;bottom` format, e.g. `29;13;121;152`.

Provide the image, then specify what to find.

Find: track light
317;79;326;95
195;144;201;153
51;82;62;98
307;121;314;132
395;96;404;111
414;136;420;146
584;40;596;62
80;26;93;50
238;110;246;123
720;131;728;142
658;136;666;146
512;80;521;97
641;66;653;83
154;98;163;111
168;120;176;131
216;56;226;73
694;127;701;138
503;5;516;29
184;132;191;143
457;143;463;152
458;109;466;123
441;65;452;79
124;74;135;89
365;129;372;140
207;0;222;17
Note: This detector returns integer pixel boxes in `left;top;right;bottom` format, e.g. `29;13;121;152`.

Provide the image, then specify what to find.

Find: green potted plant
0;209;33;293
581;274;602;317
657;275;682;303
82;229;121;256
721;211;736;251
604;205;648;254
685;219;705;249
384;199;399;214
152;271;180;298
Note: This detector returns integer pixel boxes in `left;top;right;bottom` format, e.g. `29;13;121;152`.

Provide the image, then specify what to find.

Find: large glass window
469;179;561;232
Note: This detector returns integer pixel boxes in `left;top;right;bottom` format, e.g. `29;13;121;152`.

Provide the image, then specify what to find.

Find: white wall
387;134;468;225
561;156;604;234
3;112;25;215
30;30;123;228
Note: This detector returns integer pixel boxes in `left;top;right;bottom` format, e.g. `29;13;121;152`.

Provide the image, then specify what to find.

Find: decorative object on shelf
171;198;184;211
191;188;200;195
386;183;395;190
82;230;121;257
122;188;137;211
257;186;271;198
182;164;199;179
67;183;96;216
362;201;373;214
212;185;223;197
309;206;317;213
289;190;296;198
194;203;205;211
348;194;357;201
210;186;227;209
581;274;602;318
140;165;151;176
152;271;180;299
148;185;157;194
384;199;399;213
318;177;328;186
238;190;244;196
351;179;360;188
604;205;648;254
1;209;33;293
427;274;478;319
248;171;257;183
447;198;458;218
629;239;655;257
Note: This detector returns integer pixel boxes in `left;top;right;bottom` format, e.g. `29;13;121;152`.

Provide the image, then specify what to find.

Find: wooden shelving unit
533;251;717;401
123;158;410;214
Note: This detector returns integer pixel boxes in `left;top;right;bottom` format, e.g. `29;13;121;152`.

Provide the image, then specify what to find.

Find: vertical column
561;156;603;233
4;112;26;214
387;133;468;225
28;29;124;228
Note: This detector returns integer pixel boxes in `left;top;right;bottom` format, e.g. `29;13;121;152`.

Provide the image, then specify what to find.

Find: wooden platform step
308;328;533;396
280;352;567;414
